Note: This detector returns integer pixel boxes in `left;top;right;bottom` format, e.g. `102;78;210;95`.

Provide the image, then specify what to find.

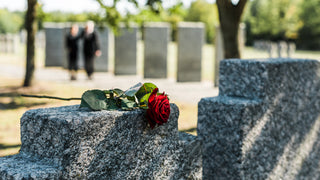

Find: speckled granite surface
198;58;320;179
0;104;202;179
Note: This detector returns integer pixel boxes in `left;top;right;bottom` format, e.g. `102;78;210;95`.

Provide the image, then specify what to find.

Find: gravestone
177;22;204;82
0;35;5;53
277;41;287;58
0;104;202;179
114;25;138;75
95;28;109;72
198;58;320;179
36;31;45;49
143;22;170;78
214;26;224;87
0;34;19;54
44;23;66;67
267;42;277;58
287;42;296;58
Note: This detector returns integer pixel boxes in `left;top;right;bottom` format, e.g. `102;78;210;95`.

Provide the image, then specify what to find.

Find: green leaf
120;98;138;110
105;98;119;110
139;104;148;110
103;90;113;94
124;82;143;97
113;88;124;96
80;98;90;108
80;90;108;111
127;95;136;102
103;89;114;99
138;92;152;107
135;83;158;105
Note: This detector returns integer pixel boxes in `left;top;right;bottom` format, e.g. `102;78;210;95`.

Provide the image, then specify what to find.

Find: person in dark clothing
82;21;101;80
66;24;80;80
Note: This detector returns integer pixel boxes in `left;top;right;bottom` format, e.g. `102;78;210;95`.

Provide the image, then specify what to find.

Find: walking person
82;21;101;80
66;24;81;80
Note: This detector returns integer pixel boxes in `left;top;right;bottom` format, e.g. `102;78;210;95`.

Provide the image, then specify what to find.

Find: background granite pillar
143;22;170;78
177;22;204;82
95;27;109;72
198;58;320;179
214;25;224;87
44;23;66;67
114;25;138;75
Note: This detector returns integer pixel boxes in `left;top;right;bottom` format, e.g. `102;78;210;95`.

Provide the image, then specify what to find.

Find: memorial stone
287;42;296;58
0;104;202;179
198;58;320;179
144;22;170;78
95;28;109;72
177;22;204;82
114;25;138;75
267;42;277;58
44;23;67;67
214;26;224;86
277;41;288;58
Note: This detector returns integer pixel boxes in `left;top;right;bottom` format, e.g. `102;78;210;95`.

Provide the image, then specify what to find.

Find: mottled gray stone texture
144;22;170;79
44;23;66;67
114;25;138;75
177;22;204;82
0;104;202;179
198;58;320;179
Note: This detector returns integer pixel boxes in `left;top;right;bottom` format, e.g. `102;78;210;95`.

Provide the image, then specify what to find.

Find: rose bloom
146;88;170;129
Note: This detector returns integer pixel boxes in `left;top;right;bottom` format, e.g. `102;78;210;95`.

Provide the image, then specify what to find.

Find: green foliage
80;83;158;111
0;9;24;34
185;0;219;43
135;83;157;107
36;4;93;30
95;0;187;41
245;0;302;41
297;0;320;50
80;90;109;110
162;2;187;41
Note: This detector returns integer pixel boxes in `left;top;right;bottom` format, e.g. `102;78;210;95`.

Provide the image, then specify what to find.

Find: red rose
146;88;170;129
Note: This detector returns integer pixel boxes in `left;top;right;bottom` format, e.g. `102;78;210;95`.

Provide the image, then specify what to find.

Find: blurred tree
162;2;187;41
185;0;219;43
246;0;302;41
36;5;92;30
0;9;24;34
24;0;37;87
216;0;247;58
297;0;320;50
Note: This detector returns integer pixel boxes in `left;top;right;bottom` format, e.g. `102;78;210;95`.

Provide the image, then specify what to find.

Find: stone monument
114;25;138;75
0;104;202;179
177;22;204;82
44;23;67;67
144;22;170;78
198;58;320;179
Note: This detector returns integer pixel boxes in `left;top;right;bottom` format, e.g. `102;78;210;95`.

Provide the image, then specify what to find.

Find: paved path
0;64;218;104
